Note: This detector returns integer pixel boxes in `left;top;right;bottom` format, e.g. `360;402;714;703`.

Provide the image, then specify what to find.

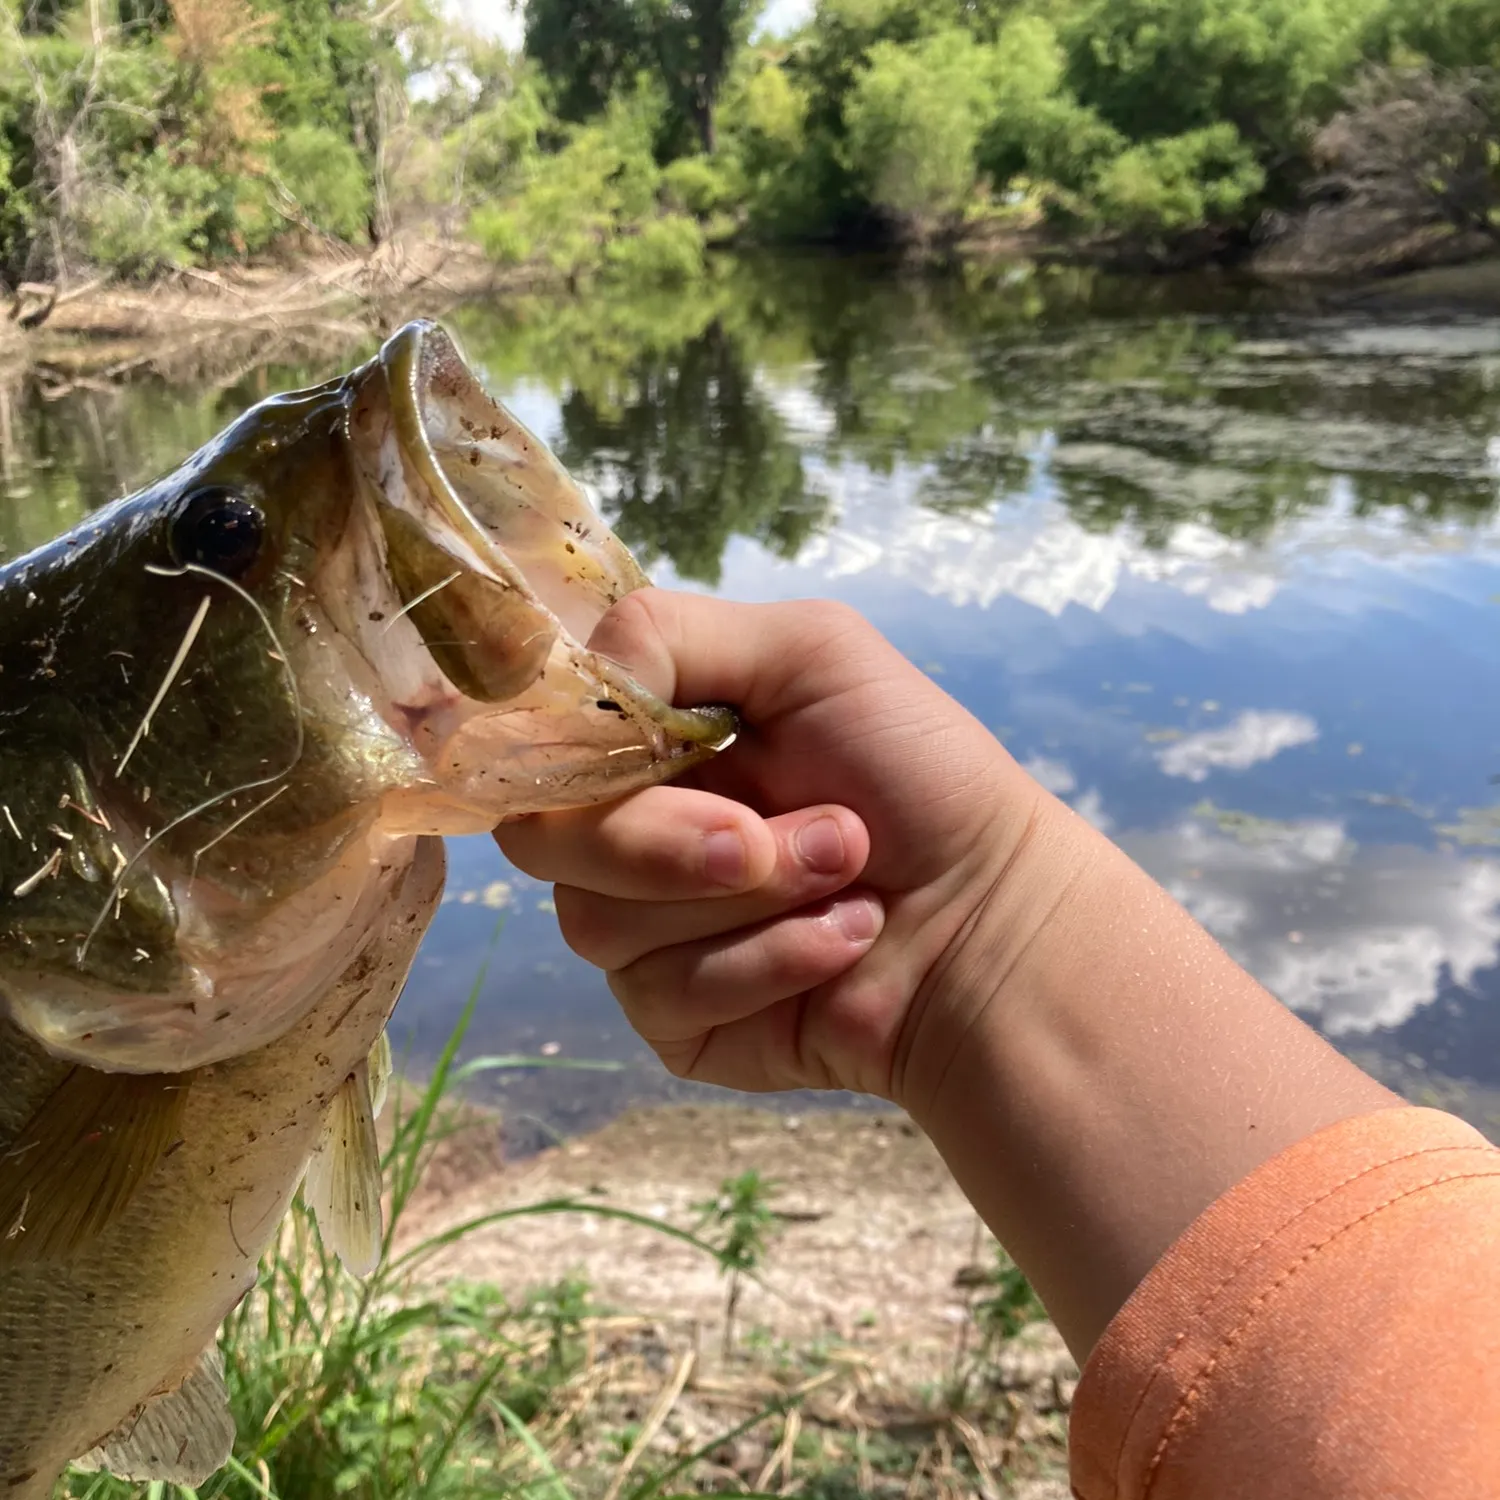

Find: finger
644;963;908;1096
554;805;871;971
586;589;881;724
495;785;781;899
608;891;885;1045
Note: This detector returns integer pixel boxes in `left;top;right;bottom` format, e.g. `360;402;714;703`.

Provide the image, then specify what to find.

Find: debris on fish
0;321;736;1498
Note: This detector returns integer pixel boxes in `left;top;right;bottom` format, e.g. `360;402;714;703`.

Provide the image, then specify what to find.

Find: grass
59;968;1067;1500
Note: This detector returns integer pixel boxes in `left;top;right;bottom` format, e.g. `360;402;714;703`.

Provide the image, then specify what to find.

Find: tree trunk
694;94;715;155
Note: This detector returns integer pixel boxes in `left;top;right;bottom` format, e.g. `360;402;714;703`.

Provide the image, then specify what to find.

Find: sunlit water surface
6;258;1499;1145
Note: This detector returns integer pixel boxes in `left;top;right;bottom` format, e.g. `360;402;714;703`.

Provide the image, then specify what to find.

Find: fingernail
834;897;881;945
795;814;845;875
703;828;747;888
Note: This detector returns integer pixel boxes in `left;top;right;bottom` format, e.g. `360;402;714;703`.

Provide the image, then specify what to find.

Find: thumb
586;589;873;726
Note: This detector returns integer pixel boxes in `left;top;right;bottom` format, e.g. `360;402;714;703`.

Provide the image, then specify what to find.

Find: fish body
0;840;442;1494
0;323;734;1495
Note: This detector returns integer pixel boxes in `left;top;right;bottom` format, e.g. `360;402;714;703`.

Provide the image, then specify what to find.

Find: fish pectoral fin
368;1028;393;1120
302;1058;384;1277
72;1344;234;1486
0;1067;189;1266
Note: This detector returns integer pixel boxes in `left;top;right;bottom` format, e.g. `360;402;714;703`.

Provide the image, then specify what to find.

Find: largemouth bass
0;321;735;1497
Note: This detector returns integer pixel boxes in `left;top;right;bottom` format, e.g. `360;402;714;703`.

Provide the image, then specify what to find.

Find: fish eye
171;487;265;579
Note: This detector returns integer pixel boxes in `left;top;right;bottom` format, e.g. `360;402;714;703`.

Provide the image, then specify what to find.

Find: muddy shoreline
8;233;1500;396
0;237;541;389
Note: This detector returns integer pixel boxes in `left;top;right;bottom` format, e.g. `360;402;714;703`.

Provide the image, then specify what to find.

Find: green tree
523;0;651;122
975;14;1123;196
1093;122;1266;235
843;28;995;231
1060;0;1371;164
524;0;763;155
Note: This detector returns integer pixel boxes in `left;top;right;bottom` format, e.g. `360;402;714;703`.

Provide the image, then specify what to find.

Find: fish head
0;321;734;1072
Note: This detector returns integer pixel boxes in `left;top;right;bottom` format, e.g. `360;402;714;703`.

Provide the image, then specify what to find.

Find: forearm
904;791;1403;1360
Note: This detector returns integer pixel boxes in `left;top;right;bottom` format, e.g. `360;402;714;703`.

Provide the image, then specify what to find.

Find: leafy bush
843;29;997;227
1092;123;1267;234
269;124;373;242
978;15;1125;193
1060;0;1367;156
469;84;664;277
79;155;226;278
604;213;707;285
661;154;740;218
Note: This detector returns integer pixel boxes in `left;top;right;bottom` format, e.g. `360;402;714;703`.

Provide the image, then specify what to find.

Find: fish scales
0;841;442;1497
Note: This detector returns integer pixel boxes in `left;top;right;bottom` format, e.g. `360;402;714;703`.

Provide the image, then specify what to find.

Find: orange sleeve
1069;1106;1500;1500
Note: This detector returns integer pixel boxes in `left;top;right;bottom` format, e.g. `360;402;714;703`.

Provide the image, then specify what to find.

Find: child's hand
495;589;1052;1104
498;588;1401;1357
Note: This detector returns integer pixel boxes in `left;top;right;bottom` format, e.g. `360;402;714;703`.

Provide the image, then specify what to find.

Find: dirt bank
397;1100;1076;1499
0;237;537;389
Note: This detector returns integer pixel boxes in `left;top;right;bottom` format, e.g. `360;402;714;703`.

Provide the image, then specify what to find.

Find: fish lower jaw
375;783;504;837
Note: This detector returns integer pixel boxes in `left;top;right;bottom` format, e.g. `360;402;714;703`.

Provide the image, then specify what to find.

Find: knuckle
802;598;864;634
655;1041;702;1082
607;961;673;1032
491;818;543;874
617;826;697;893
796;598;870;651
589;591;670;678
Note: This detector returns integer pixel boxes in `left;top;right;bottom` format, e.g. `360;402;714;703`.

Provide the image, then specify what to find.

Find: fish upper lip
364;321;736;749
324;320;736;835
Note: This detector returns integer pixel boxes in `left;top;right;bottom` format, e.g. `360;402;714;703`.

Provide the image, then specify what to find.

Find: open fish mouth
0;321;734;1077
329;321;736;836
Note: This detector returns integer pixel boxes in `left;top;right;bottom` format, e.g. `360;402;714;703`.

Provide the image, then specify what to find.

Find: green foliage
843;29;996;226
605;213;708;285
469;86;664;277
524;0;764;155
78;157;224;278
661;153;740;217
1368;0;1500;71
976;16;1124;193
1092;123;1267;234
1059;0;1366;154
694;1168;779;1276
694;1169;780;1357
269;125;374;242
972;1252;1047;1344
946;1239;1048;1409
4;0;1499;284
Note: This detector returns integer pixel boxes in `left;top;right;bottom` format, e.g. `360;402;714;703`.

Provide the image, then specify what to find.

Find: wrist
889;786;1402;1357
889;784;1101;1127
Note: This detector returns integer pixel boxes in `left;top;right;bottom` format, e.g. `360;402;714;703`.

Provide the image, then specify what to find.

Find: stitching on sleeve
1106;1140;1489;1492
1137;1162;1500;1499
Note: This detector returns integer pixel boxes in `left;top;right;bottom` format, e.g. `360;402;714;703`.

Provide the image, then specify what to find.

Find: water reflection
552;319;829;584
4;256;1499;1139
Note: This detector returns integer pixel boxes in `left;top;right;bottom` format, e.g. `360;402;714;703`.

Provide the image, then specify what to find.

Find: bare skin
495;591;1402;1360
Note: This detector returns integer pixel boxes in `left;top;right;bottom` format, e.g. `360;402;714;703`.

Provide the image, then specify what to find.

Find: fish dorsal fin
72;1344;234;1485
302;1055;383;1277
0;1067;189;1266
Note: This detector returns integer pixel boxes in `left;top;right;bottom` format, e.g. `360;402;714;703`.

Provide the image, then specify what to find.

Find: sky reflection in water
6;260;1499;1139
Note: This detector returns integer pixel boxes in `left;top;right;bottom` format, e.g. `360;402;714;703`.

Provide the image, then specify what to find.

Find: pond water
5;255;1500;1145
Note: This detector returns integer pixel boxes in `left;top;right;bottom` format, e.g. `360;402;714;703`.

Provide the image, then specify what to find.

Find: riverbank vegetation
60;1008;1068;1500
2;0;1499;313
